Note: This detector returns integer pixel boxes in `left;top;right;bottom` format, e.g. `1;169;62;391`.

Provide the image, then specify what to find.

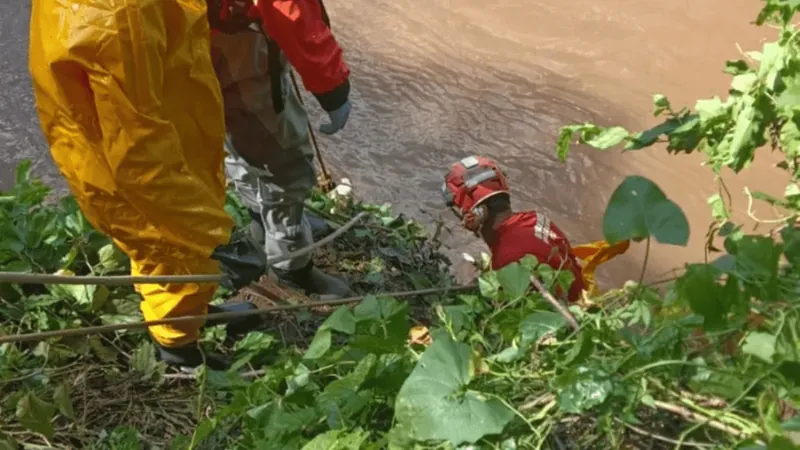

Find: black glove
313;78;351;135
210;230;267;291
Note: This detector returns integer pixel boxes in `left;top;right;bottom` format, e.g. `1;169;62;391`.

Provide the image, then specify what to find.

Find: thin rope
0;284;477;344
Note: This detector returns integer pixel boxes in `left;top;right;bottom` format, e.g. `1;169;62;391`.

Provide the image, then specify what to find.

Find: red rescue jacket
255;0;349;96
211;0;350;99
489;212;585;302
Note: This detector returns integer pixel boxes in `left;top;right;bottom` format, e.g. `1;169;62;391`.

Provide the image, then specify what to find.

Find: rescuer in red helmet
442;156;587;302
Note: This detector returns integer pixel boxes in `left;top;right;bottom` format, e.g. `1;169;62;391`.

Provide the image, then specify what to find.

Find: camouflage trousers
211;31;315;272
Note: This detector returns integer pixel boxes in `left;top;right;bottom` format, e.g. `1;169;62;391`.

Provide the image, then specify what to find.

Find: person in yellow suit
29;0;267;371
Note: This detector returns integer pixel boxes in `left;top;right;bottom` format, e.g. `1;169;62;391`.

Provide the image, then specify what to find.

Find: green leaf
624;117;683;150
478;271;501;299
652;94;671;116
16;393;55;438
97;243;122;272
0;433;18;450
730;235;782;301
602;175;690;245
676;264;729;331
742;332;777;363
689;370;746;400
724;59;750;75
191;419;217;446
781;227;800;267
666;115;703;152
395;335;514;445
351;297;409;354
89;336;119;363
50;283;110;312
54;383;75;419
520;311;567;347
554;366;613;414
767;436;797;450
488;345;522;363
317;356;376;427
97;426;144;450
14;160;32;185
130;342;166;382
707;194;730;221
323;306;357;335
727;97;760;171
495;262;531;299
758;42;785;85
285;364;314;397
301;429;369;450
304;329;332;360
233;331;275;353
777;76;800;108
695;97;728;123
731;73;758;93
556;125;583;161
585;126;629;149
562;330;595;366
556;124;629;161
440;305;471;334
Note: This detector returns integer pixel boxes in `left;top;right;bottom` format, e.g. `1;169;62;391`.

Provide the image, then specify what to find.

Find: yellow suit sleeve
573;240;631;297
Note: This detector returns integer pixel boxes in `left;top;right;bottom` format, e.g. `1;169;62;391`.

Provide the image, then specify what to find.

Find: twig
0;212;367;286
745;187;791;225
652;400;750;440
163;369;267;381
529;276;579;331
0;284;477;344
614;418;715;449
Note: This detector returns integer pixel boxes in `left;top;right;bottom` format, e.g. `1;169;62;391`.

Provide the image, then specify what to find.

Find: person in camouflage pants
209;0;353;298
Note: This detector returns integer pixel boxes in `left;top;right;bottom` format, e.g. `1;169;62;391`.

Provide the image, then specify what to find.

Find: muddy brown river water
0;0;789;288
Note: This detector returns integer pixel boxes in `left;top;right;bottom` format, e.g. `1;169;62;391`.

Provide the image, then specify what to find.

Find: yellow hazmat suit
573;239;631;297
29;0;234;347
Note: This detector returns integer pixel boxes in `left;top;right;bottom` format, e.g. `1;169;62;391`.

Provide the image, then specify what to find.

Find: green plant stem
489;393;543;441
614;418;715;448
187;350;209;450
678;397;760;434
621;360;741;381
671;365;777;449
638;236;651;286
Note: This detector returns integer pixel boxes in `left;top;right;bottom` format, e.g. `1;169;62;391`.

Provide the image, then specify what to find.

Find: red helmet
442;156;509;230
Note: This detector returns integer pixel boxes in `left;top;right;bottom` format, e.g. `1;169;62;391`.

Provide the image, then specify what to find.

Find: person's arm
255;0;351;112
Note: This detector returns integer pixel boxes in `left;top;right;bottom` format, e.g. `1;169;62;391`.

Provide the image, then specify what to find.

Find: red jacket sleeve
256;0;350;97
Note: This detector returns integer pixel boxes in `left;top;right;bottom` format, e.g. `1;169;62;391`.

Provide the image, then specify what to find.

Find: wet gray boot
275;262;353;298
248;210;349;297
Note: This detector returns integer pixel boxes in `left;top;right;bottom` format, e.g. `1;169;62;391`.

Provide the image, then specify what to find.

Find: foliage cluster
2;0;800;448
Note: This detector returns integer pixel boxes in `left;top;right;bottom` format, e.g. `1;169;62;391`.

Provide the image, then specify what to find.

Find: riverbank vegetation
2;0;799;448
